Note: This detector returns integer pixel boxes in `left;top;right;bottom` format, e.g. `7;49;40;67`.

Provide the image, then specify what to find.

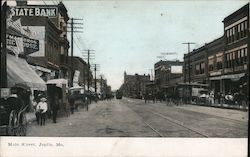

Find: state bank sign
10;6;58;17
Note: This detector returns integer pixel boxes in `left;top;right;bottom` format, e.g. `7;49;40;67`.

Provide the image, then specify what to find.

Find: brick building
69;56;89;87
222;3;249;95
184;3;249;98
206;36;225;94
13;2;70;82
154;60;183;97
122;72;150;99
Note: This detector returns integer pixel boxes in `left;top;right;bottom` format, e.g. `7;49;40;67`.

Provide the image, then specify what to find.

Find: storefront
7;53;47;110
209;73;246;95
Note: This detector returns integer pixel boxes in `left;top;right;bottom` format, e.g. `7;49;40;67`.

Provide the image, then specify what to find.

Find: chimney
16;0;27;6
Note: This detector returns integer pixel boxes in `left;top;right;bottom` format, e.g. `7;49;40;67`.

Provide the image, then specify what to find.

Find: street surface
27;98;248;137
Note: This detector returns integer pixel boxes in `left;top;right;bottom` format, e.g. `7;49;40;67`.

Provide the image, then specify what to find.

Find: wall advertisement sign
73;70;80;84
6;33;39;55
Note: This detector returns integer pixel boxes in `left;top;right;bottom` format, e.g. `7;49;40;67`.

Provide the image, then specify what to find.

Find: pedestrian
215;92;221;104
209;91;214;105
36;97;48;126
68;93;75;114
33;95;40;124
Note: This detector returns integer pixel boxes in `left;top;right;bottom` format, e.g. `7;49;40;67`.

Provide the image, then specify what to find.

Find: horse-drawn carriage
0;95;28;136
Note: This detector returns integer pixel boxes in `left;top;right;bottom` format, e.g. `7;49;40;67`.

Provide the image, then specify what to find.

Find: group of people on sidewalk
32;92;93;126
143;89;248;109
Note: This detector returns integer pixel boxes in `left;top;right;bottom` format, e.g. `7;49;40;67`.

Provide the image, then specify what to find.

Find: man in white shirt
36;97;48;126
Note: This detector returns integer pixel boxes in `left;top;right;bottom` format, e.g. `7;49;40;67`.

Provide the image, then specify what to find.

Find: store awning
210;73;245;81
7;53;47;91
46;79;68;88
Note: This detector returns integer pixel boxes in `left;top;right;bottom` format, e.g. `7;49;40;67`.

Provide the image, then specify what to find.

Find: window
195;64;200;75
232;27;235;42
216;62;223;70
244;48;248;63
244;21;248;37
226;53;232;68
208;58;214;71
200;62;205;74
208;65;213;71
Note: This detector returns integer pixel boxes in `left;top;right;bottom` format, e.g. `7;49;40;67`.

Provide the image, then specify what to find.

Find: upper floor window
226;19;248;44
225;47;248;68
195;62;205;75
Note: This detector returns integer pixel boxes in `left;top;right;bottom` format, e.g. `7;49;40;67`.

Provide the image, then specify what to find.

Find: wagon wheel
18;113;27;136
17;106;28;136
7;111;18;136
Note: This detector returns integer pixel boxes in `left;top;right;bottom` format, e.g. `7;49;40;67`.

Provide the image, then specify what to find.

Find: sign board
6;33;39;55
73;70;80;83
1;88;11;98
171;65;183;74
25;26;45;57
10;6;58;17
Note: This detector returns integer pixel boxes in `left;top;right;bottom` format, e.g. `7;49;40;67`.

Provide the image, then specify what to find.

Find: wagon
0;97;28;136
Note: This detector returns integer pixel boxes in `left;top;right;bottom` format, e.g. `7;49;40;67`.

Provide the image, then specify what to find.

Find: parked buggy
0;95;28;136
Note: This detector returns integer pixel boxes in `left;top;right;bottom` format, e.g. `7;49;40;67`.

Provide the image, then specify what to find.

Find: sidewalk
175;104;248;122
25;102;100;123
192;103;249;111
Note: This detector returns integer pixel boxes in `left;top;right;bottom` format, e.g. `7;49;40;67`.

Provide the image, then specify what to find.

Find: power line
73;38;82;51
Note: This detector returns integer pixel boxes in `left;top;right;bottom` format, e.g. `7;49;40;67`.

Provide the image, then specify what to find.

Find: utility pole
182;42;195;103
0;1;7;89
100;75;103;99
68;18;83;87
91;64;100;93
182;42;195;84
82;49;95;93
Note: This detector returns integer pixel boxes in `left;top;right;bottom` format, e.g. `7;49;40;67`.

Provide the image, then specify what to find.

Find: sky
5;0;249;90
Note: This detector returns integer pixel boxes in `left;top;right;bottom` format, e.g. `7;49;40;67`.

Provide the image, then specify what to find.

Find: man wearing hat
36;97;48;126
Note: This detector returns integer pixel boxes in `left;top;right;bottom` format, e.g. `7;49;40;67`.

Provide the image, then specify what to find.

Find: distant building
122;72;150;99
95;77;108;99
68;56;89;87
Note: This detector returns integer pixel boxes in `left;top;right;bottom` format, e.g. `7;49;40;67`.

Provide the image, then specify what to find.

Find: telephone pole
68;18;83;87
82;49;95;93
91;64;100;93
182;42;195;103
182;42;195;84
